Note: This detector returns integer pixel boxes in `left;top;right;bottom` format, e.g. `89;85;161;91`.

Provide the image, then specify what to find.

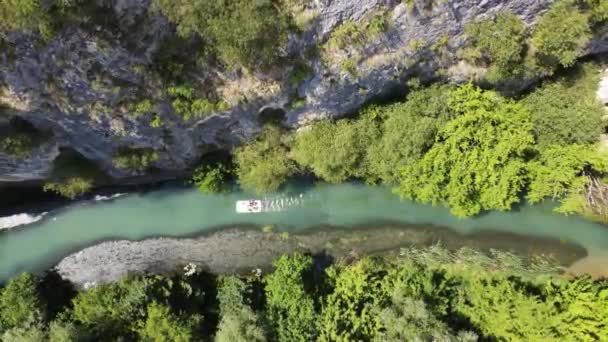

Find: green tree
367;85;453;183
318;258;387;341
531;0;591;70
464;12;527;81
112;148;159;173
523;64;605;147
1;325;47;342
265;254;316;342
43;177;94;199
0;273;46;331
376;289;476;342
292;115;379;183
138;302;197;342
191;164;228;194
234;126;296;194
49;320;88;342
454;273;559;340
152;0;290;68
550;277;608;341
397;85;534;217
582;0;608;24
527;144;608;212
0;0;51;38
215;307;267;342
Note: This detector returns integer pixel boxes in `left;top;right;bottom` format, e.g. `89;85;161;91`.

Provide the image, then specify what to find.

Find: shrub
464;12;527;80
234;126;296;194
531;0;592;70
523;63;605;147
0;273;46;331
367;84;453;184
137;302;197;342
130;100;155;118
292;116;379;183
265;254;316;342
167;85;228;121
43;177;94;199
190;164;228;194
112;148;159;172
288;62;313;87
216;307;267;342
0;134;35;159
326;12;388;51
0;0;52;38
152;0;290;68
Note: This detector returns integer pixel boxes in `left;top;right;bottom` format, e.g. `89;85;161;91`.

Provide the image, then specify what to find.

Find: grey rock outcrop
0;0;606;184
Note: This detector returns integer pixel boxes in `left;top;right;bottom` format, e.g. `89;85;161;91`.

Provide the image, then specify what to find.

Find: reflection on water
1;183;608;280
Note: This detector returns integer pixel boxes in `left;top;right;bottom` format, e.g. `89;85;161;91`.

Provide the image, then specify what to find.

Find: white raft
236;195;304;214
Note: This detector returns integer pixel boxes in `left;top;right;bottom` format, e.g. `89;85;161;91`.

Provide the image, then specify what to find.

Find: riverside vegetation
226;63;608;221
1;247;607;341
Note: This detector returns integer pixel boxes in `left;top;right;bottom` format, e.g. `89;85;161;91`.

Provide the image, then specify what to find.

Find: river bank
55;223;588;288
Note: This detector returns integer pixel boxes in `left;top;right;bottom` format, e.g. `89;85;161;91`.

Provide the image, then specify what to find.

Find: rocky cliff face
0;0;606;184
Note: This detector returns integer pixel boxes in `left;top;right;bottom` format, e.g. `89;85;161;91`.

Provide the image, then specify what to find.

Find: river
1;182;608;281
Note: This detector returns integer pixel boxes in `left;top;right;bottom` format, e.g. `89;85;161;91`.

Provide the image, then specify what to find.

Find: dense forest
0;247;607;341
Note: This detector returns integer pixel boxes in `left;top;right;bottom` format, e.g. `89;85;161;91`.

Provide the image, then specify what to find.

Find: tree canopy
152;0;290;68
234;126;296;194
397;84;534;217
292;115;379;183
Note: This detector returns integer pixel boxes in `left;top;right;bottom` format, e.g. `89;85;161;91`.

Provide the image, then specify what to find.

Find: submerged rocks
55;224;588;288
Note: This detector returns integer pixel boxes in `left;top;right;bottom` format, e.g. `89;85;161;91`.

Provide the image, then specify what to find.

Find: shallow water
1;183;608;280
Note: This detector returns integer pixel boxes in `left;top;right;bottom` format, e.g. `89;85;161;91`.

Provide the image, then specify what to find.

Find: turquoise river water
1;183;608;280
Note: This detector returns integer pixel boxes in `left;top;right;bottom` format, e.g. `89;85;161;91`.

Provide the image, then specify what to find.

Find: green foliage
43;177;94;199
150;114;163;128
137;302;197;342
455;272;558;340
464;12;527;80
0;273;46;331
339;58;358;76
0;133;36;159
523;63;605;147
72;275;203;339
0;0;52;38
582;0;608;24
397;84;534;217
550;276;608;341
531;0;592;70
191;164;228;194
131;99;155;118
112;148;159;172
168;85;229;121
217;276;249;316
153;0;290;68
234;126;296;194
376;290;476;341
1;325;47;342
216;307;267;342
326;12;388;51
292;116;379;183
367;85;453;183
265;254;316;342
527;145;608;211
48;320;87;342
1;247;607;341
318;258;387;341
288;62;313;87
